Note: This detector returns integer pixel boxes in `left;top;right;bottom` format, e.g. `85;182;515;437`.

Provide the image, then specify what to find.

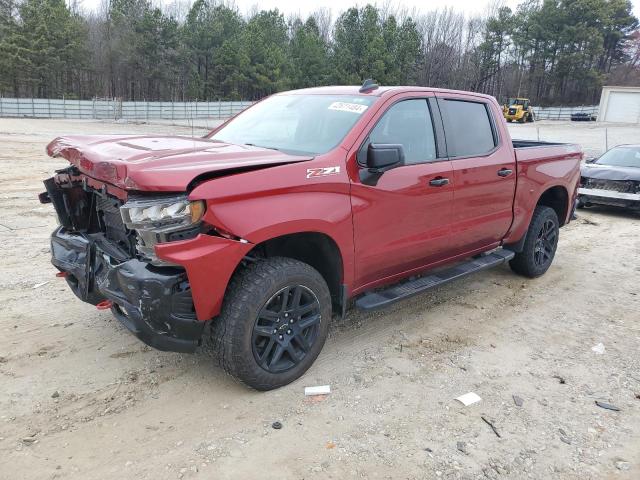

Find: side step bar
355;249;515;311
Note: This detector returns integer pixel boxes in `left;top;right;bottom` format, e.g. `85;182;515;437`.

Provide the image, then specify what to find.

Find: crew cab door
348;95;455;289
436;94;516;254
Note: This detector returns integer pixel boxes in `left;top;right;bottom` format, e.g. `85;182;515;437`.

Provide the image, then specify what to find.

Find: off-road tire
509;206;559;278
209;256;332;390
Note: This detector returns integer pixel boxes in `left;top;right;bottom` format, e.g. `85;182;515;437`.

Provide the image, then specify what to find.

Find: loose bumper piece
51;227;205;353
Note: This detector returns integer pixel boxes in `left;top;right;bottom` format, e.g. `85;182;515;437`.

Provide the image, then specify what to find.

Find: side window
440;99;497;157
361;99;437;165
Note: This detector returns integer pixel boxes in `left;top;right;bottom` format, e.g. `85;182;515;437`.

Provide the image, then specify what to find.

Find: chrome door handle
429;177;449;187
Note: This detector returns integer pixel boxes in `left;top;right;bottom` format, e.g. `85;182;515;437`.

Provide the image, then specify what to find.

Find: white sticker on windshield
328;102;368;114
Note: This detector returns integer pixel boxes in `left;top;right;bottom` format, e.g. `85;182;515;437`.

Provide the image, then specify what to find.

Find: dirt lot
1;118;639;480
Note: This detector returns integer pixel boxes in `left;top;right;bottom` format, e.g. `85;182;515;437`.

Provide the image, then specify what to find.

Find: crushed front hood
47;135;312;191
581;163;640;182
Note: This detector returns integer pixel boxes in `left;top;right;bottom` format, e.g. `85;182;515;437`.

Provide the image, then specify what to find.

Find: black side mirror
586;157;597;163
367;143;405;173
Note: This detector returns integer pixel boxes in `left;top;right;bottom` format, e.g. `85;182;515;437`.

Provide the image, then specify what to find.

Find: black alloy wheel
533;218;557;268
208;256;332;390
509;205;560;278
252;285;321;373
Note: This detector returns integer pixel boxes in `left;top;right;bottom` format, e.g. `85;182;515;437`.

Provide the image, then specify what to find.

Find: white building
597;86;640;124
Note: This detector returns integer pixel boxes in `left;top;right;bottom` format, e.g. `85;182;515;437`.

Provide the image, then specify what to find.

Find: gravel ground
0;118;639;480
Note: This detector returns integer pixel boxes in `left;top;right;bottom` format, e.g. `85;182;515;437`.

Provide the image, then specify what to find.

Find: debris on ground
456;392;481;406
304;395;328;404
456;441;468;454
512;395;524;407
51;391;59;398
481;416;501;438
326;441;335;449
552;375;566;384
22;434;37;445
558;428;572;444
615;460;631;471
32;281;50;289
271;421;282;430
305;385;331;396
591;343;605;354
595;401;620;412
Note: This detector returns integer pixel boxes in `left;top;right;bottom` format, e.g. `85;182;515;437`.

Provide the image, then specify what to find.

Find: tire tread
208;256;331;390
509;205;559;278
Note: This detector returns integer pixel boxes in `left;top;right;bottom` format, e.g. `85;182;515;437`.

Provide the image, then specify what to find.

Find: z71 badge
306;166;341;179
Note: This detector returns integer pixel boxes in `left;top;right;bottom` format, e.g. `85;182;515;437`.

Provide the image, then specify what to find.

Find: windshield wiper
244;143;281;152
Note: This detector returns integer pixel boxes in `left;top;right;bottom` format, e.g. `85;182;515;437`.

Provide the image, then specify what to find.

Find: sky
77;0;640;19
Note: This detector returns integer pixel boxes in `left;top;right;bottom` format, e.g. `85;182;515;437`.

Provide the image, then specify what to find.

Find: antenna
359;79;379;93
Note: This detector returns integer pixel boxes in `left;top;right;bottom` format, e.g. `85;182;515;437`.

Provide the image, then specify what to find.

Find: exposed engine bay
40;166;206;352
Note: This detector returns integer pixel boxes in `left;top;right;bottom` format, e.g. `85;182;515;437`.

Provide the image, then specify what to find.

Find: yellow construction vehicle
503;98;535;123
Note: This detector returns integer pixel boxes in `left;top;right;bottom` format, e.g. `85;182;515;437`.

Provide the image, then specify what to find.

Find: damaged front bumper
51;227;205;353
577;187;640;209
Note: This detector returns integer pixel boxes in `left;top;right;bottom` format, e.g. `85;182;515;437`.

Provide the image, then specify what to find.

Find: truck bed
512;139;566;149
512;139;582;163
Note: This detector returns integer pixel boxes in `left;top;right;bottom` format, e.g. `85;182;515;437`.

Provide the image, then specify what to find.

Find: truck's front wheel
210;257;332;390
509;206;559;278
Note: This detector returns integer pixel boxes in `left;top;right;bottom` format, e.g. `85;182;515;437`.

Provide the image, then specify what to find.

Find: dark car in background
570;112;597;122
578;145;640;211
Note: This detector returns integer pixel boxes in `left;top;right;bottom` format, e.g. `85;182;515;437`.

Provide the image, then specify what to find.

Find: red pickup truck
41;83;582;390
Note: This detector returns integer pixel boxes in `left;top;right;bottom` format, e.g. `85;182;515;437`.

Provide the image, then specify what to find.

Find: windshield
209;94;376;155
595;146;640;168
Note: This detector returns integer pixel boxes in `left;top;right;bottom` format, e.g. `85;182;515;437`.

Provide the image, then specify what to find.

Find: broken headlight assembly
120;195;206;264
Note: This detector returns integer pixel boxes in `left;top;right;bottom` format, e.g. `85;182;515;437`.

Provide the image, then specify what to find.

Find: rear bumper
577;187;640;209
51;227;205;353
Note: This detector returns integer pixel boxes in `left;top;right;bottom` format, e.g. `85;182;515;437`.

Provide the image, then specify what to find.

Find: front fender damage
155;234;254;320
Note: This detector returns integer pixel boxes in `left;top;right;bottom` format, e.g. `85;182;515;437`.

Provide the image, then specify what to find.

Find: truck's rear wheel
509;206;559;278
209;257;331;390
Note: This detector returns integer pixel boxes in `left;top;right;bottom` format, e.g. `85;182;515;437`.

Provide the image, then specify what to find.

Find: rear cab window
439;99;498;157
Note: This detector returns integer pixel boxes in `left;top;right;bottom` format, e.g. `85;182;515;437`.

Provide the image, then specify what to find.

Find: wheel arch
536;184;570;226
233;231;346;314
505;183;570;252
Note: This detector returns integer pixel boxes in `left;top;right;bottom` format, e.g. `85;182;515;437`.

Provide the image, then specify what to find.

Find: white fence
0;97;253;120
0;97;600;122
532;105;598;121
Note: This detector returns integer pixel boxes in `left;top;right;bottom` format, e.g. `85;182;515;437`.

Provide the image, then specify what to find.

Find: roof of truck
278;85;497;101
